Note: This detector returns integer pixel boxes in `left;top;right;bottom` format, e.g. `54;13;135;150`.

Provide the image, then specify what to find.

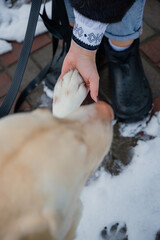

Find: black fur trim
69;0;136;23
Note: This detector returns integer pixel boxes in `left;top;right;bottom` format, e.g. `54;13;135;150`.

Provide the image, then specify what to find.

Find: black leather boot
103;37;152;123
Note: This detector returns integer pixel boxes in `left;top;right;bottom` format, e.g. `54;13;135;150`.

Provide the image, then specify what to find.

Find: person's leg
103;0;152;122
64;0;152;122
105;0;146;42
64;0;75;26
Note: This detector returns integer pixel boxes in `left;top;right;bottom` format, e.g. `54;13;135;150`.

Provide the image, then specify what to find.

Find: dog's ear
2;212;57;240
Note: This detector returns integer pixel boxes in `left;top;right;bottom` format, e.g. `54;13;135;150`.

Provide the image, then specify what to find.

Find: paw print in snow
52;69;88;118
100;222;128;240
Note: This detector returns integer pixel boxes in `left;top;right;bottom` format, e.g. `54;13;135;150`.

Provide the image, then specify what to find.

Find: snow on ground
76;112;160;240
0;0;52;55
119;116;150;137
43;83;54;99
0;39;12;54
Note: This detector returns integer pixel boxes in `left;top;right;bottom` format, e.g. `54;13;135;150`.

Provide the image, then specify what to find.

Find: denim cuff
104;29;141;41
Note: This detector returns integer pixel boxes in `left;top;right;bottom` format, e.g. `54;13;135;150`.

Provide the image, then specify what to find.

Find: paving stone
31;43;52;69
8;58;41;91
0;72;31;114
0;41;22;67
11;92;32;113
30;33;51;53
0;72;11;98
140;37;160;64
0;33;51;67
143;0;160;31
0;64;3;72
141;56;160;97
140;22;155;42
0;91;32;114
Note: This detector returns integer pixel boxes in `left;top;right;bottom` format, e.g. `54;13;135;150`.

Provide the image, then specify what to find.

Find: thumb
58;60;72;81
89;75;99;103
58;68;69;82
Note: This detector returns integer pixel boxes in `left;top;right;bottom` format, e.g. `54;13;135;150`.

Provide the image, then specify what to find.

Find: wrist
70;40;97;58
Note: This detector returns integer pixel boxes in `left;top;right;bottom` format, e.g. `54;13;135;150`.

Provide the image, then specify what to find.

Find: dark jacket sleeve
69;0;135;24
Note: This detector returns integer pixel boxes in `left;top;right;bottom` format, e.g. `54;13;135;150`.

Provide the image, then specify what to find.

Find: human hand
58;40;99;102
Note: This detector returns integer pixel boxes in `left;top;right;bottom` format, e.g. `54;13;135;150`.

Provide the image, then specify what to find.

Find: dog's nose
95;101;114;121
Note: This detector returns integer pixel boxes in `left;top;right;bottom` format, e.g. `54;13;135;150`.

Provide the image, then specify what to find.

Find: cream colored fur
0;101;113;240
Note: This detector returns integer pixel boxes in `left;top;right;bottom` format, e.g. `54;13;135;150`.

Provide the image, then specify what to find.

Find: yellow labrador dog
0;71;113;240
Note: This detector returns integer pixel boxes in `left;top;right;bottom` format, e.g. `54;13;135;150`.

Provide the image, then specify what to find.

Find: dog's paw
52;69;88;118
100;222;128;240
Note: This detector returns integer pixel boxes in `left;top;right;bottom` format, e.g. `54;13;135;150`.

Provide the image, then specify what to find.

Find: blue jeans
64;0;146;41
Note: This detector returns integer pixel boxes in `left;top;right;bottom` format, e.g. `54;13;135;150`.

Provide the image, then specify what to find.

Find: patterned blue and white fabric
72;9;107;51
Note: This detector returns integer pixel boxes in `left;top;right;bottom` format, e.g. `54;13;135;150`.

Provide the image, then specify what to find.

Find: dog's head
61;101;114;174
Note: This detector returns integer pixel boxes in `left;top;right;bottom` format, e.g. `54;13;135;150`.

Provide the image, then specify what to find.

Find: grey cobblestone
7;58;41;91
143;0;160;31
142;56;160;97
141;22;155;42
31;43;52;69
